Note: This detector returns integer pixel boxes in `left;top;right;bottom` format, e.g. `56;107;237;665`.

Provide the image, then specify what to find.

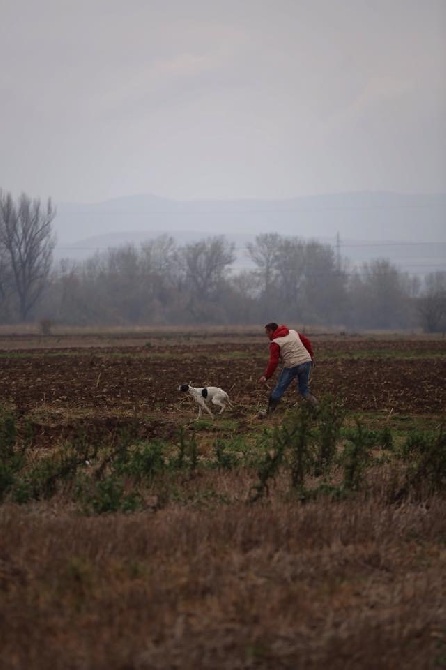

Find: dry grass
1;485;445;669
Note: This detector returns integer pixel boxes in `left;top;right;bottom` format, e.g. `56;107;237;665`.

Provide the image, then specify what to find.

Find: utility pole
336;232;341;273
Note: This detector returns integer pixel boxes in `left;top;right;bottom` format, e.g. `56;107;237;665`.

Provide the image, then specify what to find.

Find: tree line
1;190;445;332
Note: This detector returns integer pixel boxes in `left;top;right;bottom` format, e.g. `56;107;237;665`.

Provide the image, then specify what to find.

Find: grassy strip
1;400;445;514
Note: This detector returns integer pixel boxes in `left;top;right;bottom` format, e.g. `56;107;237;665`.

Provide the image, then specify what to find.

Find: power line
232;265;445;274
337;241;446;247
55;240;446;251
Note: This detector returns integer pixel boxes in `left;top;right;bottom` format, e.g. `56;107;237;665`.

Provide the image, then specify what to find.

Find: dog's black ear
179;384;189;392
201;388;208;399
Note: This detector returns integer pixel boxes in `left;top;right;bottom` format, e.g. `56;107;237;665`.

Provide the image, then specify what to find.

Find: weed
215;433;259;467
0;408;17;453
392;424;446;502
214;440;237;470
379;424;394;451
114;440;166;481
249;427;287;502
0;408;25;501
283;405;317;491
11;450;83;503
339;420;372;492
400;430;432;458
313;395;346;476
175;429;199;472
84;476;143;515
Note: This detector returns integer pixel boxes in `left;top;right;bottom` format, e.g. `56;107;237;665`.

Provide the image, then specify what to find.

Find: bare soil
0;333;445;449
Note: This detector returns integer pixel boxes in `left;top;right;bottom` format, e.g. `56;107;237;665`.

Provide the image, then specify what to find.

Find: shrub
114;440;166;481
83;476;143;515
313;395;345;476
0;408;25;501
393;424;446;502
339;421;372;492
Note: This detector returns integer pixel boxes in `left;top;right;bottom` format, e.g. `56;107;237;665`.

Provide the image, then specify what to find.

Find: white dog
178;383;233;419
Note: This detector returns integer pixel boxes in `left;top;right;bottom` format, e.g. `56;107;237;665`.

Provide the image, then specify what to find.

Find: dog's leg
202;402;214;418
195;399;213;420
212;398;227;414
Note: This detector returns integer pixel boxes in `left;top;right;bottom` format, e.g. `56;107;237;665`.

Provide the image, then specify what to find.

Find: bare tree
0;244;11;302
246;233;349;324
180;236;235;300
246;233;281;298
0;191;56;321
347;259;414;330
417;272;446;333
275;237;307;317
300;240;349;325
179;236;236;322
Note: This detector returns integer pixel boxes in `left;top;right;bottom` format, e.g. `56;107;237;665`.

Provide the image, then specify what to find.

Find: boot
267;396;280;414
306;394;319;409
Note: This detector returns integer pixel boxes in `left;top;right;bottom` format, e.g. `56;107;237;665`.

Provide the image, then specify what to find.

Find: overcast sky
1;0;445;204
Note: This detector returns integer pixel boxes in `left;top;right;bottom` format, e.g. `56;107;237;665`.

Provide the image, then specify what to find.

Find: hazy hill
53;191;446;276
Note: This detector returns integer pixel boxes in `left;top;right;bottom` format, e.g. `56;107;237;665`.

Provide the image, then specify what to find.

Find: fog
1;0;445;285
1;0;445;204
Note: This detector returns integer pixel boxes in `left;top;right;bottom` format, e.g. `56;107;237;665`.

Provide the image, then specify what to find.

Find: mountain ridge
52;190;446;276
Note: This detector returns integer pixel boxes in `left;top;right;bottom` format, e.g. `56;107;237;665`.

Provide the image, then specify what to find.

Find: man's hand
258;375;268;384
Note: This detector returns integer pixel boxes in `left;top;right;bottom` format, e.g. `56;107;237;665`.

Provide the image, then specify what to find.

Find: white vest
272;330;311;368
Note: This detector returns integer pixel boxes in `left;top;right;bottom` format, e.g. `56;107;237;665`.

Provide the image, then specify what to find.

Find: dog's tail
227;383;237;407
225;393;234;408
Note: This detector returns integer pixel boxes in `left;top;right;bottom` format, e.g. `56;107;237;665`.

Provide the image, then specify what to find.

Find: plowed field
0;331;444;448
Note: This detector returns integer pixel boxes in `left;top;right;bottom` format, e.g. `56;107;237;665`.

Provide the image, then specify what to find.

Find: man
258;322;318;414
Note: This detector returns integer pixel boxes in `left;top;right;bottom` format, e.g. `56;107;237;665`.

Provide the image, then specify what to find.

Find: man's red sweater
264;325;314;379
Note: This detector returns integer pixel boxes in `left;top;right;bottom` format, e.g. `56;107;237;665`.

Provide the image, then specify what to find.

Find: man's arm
260;342;281;381
298;333;314;359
